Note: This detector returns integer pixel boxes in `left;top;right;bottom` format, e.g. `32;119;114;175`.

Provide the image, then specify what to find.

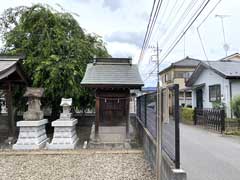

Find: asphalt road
180;124;240;180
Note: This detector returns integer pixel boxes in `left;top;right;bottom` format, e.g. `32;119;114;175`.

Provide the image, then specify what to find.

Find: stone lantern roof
24;87;44;98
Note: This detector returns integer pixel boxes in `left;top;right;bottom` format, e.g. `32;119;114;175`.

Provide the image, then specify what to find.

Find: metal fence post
174;84;180;169
193;107;197;125
221;109;225;133
145;95;147;128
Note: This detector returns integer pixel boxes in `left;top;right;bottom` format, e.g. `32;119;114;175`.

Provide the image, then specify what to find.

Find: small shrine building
81;58;143;145
0;56;28;138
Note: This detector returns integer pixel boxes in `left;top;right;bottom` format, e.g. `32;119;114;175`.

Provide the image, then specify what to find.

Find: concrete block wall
135;116;187;180
161;152;187;180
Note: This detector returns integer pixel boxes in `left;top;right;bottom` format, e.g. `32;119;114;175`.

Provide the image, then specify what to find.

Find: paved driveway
180;124;240;180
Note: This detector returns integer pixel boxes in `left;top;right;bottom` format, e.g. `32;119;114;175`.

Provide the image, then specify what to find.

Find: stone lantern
47;98;79;149
23;87;44;121
13;87;48;150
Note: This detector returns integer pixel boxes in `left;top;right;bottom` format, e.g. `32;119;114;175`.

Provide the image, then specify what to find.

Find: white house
186;59;240;118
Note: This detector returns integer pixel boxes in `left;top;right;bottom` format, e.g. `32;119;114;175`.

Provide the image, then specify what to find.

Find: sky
0;0;239;87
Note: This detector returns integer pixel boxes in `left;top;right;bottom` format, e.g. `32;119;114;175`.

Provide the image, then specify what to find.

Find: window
175;71;185;78
174;71;193;80
164;72;172;82
185;92;192;97
161;76;165;83
209;84;221;102
179;92;184;97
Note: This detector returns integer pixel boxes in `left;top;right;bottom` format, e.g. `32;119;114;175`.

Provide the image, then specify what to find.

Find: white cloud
102;0;121;11
105;31;144;48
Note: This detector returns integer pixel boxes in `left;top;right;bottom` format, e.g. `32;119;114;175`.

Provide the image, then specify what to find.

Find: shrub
181;107;194;123
212;100;225;109
231;96;240;118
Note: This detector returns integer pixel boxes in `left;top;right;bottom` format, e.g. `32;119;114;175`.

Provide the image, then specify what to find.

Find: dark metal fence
137;93;157;139
161;85;180;169
136;84;180;168
194;108;225;133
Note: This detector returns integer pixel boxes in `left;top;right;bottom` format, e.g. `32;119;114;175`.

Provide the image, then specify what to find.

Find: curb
0;149;143;156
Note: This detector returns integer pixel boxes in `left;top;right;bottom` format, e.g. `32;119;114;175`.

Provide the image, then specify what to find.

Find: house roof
81;58;144;89
142;87;157;92
0;56;28;84
220;53;240;61
186;61;240;86
159;56;201;75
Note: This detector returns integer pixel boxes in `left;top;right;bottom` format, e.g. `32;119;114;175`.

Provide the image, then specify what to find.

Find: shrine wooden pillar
125;92;130;139
95;95;100;137
6;81;14;137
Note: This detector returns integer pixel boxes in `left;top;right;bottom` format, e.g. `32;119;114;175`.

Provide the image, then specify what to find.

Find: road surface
181;124;240;180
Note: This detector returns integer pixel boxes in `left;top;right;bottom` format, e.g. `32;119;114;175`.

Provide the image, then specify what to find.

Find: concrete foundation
13;119;48;150
135;116;187;180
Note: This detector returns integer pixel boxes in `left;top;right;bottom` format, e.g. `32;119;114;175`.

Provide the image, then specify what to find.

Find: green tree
231;96;240;118
0;4;109;118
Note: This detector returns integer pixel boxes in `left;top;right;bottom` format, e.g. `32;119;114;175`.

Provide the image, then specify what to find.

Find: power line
140;0;196;67
143;0;198;80
144;0;203;80
139;0;157;64
157;0;199;48
144;0;211;82
150;0;171;41
160;0;211;65
139;0;163;64
197;0;222;60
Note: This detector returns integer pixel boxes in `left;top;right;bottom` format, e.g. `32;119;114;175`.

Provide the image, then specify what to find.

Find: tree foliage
0;4;109;116
231;96;240;118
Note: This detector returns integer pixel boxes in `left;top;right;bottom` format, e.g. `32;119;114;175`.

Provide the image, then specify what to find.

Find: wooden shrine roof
0;56;28;84
81;58;144;89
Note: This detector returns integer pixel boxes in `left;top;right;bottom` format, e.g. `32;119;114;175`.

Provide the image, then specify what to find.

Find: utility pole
156;42;162;180
149;42;162;180
183;32;186;58
215;14;230;56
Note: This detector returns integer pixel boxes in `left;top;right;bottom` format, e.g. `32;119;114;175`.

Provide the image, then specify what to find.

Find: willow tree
0;4;109;118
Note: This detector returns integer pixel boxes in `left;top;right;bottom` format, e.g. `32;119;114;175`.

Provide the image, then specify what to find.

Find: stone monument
47;98;79;149
13;87;48;150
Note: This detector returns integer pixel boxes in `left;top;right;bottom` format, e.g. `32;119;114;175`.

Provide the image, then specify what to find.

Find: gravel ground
0;152;155;180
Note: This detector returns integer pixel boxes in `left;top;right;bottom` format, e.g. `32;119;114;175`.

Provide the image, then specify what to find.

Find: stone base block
13;119;48;150
47;119;79;149
89;124;131;149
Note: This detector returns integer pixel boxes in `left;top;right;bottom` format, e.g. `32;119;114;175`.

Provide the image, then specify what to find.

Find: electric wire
139;0;157;63
144;0;211;82
139;0;163;64
143;0;200;79
197;0;222;61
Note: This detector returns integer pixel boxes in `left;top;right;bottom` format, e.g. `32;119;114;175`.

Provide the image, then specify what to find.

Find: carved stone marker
47;98;79;149
13;87;48;150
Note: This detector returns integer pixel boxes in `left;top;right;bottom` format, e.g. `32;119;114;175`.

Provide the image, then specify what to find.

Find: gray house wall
191;68;240;118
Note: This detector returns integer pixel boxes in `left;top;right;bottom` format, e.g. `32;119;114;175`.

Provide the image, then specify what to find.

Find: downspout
229;79;233;118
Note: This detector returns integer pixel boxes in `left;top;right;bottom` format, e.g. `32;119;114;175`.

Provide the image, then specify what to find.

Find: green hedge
181;107;194;123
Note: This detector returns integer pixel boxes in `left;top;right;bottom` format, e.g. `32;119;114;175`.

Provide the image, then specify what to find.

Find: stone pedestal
89;124;131;149
13;119;48;150
47;119;78;149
